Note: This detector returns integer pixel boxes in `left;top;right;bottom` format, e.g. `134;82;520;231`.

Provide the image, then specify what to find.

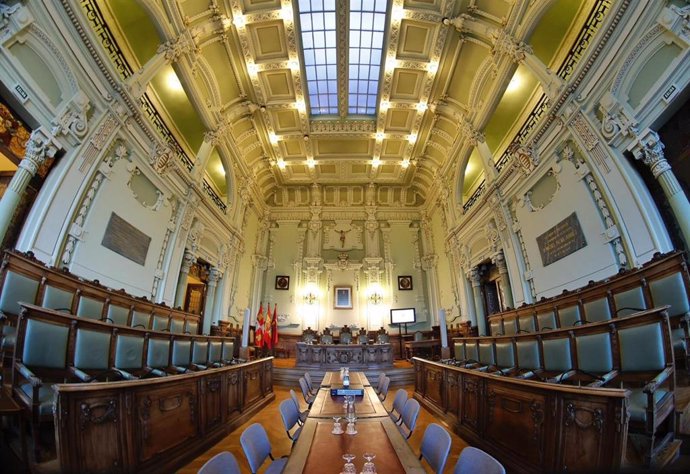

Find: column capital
421;254;438;271
208;267;222;284
180;249;196;273
630;129;671;179
493;250;508;273
491;29;533;63
469;267;481;286
20;129;60;176
442;14;474;34
459;118;484;146
157;32;197;62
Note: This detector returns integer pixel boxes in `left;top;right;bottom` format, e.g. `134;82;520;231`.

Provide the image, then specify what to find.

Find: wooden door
185;283;206;315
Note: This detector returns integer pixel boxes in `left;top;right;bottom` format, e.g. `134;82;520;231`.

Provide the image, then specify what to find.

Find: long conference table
284;371;425;473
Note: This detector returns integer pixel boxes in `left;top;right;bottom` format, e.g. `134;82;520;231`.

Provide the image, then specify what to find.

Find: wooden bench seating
0;250;203;370
450;306;675;467
484;251;690;367
11;302;239;461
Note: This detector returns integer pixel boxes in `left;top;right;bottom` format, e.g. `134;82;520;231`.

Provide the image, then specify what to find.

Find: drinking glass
332;415;342;434
342;453;356;473
362;452;376;473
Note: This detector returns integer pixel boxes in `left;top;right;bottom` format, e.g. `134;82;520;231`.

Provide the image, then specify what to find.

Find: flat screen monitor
390;308;416;325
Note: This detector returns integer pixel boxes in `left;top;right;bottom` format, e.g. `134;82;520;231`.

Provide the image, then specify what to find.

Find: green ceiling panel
204;41;241;102
446;42;487;104
206;150;228;196
106;0;160;66
529;0;584;67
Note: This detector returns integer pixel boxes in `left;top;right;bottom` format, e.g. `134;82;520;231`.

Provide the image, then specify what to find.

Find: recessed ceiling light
507;71;521;93
392;6;404;21
233;14;246;28
401;160;410;168
376;132;385;141
277;159;286;169
427;62;439;74
379;101;389;112
307;158;315;168
408;134;417;144
296;100;306;112
269;133;279;144
289;60;300;71
372;157;381;167
281;6;293;22
417;102;428;112
166;70;183;92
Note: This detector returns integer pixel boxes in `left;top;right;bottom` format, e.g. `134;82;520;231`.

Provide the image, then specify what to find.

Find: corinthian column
630;129;690;246
493;250;514;309
202;267;221;335
0;128;60;245
174;249;196;308
469;268;487;336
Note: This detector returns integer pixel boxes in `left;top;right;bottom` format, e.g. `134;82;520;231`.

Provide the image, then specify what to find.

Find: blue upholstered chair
515;339;542;379
146;338;171;376
574;332;617;387
113;334;145;379
536;310;557;330
198;451;241;474
1;271;41;369
617;319;675;465
518;315;536;333
221;340;235;363
453;341;466;362
13;314;70;460
170;318;184;334
279;399;303;443
557;304;583;327
240;423;287;474
207;341;223;367
648;272;690;369
171;339;192;373
453;446;505;474
389;388;408;424
299;377;315;407
41;284;74;312
489;319;503;336
613;286;647;317
398;398;421;440
375;372;386;394
541;337;574;382
419;423;452;474
493;342;516;375
476;342;495;370
414;331;424;342
152;313;169;331
378;375;391;402
376;332;390;343
76;295;105;320
503;318;518;336
106;304;130;326
304;371;319;395
357;333;368;344
71;327;120;382
191;339;209;370
185;319;199;335
130;310;151;329
583;297;612;322
320;333;333;344
290;389;309;425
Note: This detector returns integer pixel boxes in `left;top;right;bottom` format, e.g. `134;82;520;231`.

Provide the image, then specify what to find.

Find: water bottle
343;371;350;387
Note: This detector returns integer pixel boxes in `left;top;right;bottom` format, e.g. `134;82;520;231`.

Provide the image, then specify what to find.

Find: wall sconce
368;292;383;305
304;292;317;305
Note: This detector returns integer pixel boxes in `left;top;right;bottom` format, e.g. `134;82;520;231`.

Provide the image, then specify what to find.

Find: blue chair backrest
208;341;222;364
0;270;40;315
401;398;421;432
107;305;130;325
115;334;144;369
279;399;299;431
192;340;208;365
41;284;74;312
170;318;184;334
22;319;69;368
76;295;104;320
518;315;536;333
147;338;170;369
172;340;191;367
454;342;466;360
454;446;506;474
222;341;234;361
536;311;556;330
613;286;646;317
618;322;667;372
542;338;572;372
503;318;517;336
576;333;613;373
74;328;110;370
649;272;690;318
478;342;494;366
131;311;150;329
489;319;502;336
495;342;514;368
516;340;541;371
391;389;407;416
421;423;451;473
240;423;272;473
198;451;241;474
583;297;611;322
558;305;581;327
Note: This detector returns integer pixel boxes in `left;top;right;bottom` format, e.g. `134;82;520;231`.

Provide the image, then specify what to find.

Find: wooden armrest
589;370;618;388
70;366;92;382
113;368;137;380
643;366;673;394
16;362;41;387
546;370;576;384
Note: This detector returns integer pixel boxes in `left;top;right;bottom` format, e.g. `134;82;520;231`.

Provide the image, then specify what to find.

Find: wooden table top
284;417;425;473
403;338;441;348
321;371;370;387
309;386;389;419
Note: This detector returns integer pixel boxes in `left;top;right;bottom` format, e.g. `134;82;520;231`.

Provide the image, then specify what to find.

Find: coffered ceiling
93;0;596;207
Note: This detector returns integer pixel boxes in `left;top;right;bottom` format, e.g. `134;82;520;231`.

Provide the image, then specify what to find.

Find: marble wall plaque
536;212;587;266
101;212;151;266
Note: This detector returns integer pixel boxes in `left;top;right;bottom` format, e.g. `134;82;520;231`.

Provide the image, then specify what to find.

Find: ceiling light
416;102;428;112
372;157;381;167
296;100;306;112
233;14;246;28
427;62;439;74
408;134;417;144
507;71;521;93
166;70;183;92
307;158;315;168
392;6;404;21
277;159;286;169
269;133;279;144
401;160;410;168
379;101;389;112
289;60;300;71
376;132;385;141
281;6;293;22
247;63;258;75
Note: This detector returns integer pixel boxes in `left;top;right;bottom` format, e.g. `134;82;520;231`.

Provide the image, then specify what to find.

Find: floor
178;384;469;473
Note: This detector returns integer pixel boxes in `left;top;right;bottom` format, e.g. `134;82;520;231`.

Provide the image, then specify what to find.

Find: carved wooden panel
461;375;480;433
135;383;198;463
244;364;263;406
263;360;273;394
445;370;460;419
226;370;242;416
559;398;615;472
58;394;123;472
414;360;424;394
424;365;444;408
203;376;223;432
484;385;546;468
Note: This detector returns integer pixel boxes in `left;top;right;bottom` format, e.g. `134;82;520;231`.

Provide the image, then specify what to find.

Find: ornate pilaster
493;250;514;309
174;249;197;308
468;267;487;336
0;128;61;245
202;267;222;333
629;129;690;246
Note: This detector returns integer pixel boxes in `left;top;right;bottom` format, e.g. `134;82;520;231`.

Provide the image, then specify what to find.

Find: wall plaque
101;212;151;266
536;212;587;266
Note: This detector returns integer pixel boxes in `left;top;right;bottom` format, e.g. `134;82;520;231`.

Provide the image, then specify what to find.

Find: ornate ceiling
93;0;596;208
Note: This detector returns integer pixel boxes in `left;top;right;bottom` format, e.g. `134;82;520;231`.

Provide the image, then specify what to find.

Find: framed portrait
398;275;413;291
275;275;290;290
334;285;353;309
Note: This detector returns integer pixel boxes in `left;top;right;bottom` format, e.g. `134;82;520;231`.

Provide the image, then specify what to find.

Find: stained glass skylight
348;0;387;115
298;0;338;115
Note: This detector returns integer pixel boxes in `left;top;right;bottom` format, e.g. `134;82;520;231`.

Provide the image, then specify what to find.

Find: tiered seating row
484;251;690;366
0;250;201;335
12;303;268;472
422;306;676;472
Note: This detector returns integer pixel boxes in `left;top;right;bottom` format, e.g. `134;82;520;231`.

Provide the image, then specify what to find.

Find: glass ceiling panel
348;0;387;115
299;0;338;115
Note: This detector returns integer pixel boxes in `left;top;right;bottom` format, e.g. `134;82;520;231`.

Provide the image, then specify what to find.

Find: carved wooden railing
54;357;274;473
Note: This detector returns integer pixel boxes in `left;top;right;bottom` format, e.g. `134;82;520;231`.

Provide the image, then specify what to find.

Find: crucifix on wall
323;220;363;251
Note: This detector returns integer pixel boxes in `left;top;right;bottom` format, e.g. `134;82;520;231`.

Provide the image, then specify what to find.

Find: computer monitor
390;307;416;325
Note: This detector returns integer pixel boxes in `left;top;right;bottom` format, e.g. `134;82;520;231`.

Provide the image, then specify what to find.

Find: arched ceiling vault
94;0;597;207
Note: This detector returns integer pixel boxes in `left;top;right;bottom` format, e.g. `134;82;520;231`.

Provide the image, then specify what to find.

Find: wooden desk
320;371;370;387
295;342;393;369
403;339;441;360
309;386;389;419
